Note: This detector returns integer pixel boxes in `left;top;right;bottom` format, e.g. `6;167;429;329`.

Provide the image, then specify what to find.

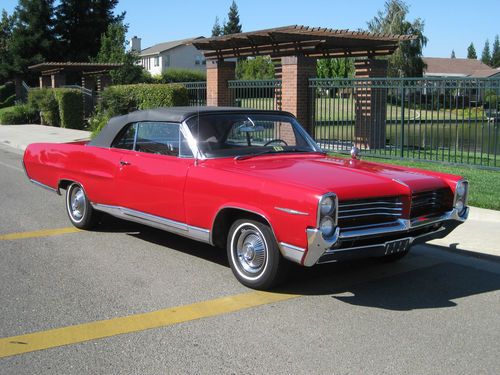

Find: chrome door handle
120;161;131;166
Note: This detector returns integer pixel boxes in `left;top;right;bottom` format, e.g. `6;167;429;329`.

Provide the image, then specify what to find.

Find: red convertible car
23;107;469;289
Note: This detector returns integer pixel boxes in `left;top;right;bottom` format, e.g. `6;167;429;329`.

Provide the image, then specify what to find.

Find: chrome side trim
278;242;305;264
91;203;211;244
274;207;309;216
29;178;59;194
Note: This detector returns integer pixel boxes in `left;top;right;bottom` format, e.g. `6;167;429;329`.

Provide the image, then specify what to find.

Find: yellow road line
0;227;81;241
0;291;297;358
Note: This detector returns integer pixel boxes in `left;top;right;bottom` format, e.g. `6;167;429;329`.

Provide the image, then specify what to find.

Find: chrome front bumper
279;207;468;266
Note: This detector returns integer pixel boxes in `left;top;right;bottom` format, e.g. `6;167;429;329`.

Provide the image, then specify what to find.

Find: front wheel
65;183;101;229
227;219;288;290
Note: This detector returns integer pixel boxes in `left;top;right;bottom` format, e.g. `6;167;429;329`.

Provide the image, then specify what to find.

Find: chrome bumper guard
279;207;468;266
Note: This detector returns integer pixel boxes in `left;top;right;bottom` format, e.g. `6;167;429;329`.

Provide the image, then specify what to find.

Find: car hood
210;154;450;201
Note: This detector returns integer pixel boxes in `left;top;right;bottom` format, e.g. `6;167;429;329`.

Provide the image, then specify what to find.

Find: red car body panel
23;141;463;251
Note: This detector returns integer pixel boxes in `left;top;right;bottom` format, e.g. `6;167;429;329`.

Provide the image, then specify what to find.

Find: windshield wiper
234;148;311;161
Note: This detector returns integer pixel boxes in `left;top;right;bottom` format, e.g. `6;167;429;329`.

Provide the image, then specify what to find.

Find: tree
481;39;491;66
317;58;355;78
95;21;145;84
467;42;477;59
8;0;57;81
223;1;242;35
367;0;427;77
492;35;500;68
211;16;222;37
236;56;274;79
0;10;14;82
55;0;124;61
450;50;456;58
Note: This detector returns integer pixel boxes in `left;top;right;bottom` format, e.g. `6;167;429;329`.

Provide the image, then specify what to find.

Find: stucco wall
140;45;206;76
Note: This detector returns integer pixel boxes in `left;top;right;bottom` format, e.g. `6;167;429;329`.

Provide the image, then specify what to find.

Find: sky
2;0;499;59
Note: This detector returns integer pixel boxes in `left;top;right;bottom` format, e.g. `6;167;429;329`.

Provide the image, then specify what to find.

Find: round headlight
455;199;465;214
456;181;466;197
319;216;335;237
320;196;335;216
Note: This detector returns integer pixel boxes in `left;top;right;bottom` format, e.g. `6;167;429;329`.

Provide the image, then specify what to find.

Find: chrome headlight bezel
453;179;468;216
317;193;338;239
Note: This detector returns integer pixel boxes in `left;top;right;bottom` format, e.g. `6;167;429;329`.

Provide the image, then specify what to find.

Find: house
131;36;206;76
423;57;500;78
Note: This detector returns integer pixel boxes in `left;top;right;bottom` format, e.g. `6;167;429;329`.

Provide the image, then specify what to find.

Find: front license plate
384;238;410;255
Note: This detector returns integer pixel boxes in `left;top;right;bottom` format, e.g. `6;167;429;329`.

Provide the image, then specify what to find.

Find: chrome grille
338;197;403;229
411;188;453;218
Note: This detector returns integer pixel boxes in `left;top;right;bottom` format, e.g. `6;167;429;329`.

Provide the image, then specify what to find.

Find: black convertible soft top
88;106;294;148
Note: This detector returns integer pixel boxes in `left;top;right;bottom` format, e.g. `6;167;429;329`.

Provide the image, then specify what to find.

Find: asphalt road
1;143;499;375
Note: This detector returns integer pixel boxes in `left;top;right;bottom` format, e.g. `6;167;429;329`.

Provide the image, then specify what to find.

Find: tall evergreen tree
481;39;491;66
223;1;242;35
450;50;456;58
0;10;14;82
9;0;56;80
467;42;477;59
367;0;427;77
55;0;124;61
211;16;222;37
492;35;500;68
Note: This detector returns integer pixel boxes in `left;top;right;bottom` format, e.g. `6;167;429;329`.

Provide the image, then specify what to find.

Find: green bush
0;82;15;101
0;94;15;109
0;105;38;125
54;89;83;129
28;88;59;126
158;69;206;83
89;111;111;138
99;83;189;116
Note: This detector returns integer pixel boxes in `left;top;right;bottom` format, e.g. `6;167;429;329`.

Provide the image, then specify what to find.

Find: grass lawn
330;153;500;211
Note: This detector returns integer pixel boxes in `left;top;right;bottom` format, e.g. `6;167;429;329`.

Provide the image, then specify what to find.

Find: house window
164;55;170;67
154;56;159;67
195;55;202;65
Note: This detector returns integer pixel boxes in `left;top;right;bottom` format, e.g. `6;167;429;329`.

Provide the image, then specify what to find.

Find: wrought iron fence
179;81;207;106
228;79;282;110
310;77;500;168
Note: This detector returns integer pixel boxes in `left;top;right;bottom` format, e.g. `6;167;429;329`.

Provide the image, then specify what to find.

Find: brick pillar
51;73;66;88
39;75;51;88
82;75;95;91
354;59;388;149
281;56;316;134
206;59;235;107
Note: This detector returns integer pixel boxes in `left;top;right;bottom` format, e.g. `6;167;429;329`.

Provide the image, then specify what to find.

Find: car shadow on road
95;215;500;311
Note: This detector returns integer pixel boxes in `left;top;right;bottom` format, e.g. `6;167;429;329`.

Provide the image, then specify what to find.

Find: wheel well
58;179;74;191
211;208;271;249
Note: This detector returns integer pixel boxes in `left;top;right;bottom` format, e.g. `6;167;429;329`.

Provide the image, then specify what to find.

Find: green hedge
91;83;188;137
27;88;84;128
157;69;206;83
54;89;83;129
99;83;189;116
0;105;38;125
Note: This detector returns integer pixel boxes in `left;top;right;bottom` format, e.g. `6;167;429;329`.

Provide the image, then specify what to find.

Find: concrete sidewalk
0;123;498;260
0;124;90;151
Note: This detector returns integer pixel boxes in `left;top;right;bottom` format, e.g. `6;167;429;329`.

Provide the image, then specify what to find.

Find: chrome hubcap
235;227;266;274
69;186;85;221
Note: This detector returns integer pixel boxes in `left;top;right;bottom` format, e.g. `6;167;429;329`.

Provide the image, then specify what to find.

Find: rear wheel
65;183;101;229
227;219;288;290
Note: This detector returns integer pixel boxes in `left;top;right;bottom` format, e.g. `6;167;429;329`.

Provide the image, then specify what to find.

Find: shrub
0;105;38;125
0;94;15;109
0;82;15;101
99;83;189;116
28;88;59;126
89;111;111;138
54;89;83;129
158;69;206;83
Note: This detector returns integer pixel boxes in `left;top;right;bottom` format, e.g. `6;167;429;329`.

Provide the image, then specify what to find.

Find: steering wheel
264;139;288;147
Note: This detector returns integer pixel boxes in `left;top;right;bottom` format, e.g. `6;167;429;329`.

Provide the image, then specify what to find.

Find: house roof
193;25;414;59
423;57;498;78
140;37;204;56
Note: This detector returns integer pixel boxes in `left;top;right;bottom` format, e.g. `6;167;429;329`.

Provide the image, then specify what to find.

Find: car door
110;121;193;224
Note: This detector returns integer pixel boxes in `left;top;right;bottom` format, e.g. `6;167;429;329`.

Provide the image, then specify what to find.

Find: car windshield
186;113;322;158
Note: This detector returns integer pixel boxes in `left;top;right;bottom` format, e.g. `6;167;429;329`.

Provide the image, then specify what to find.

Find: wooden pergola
193;25;414;149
